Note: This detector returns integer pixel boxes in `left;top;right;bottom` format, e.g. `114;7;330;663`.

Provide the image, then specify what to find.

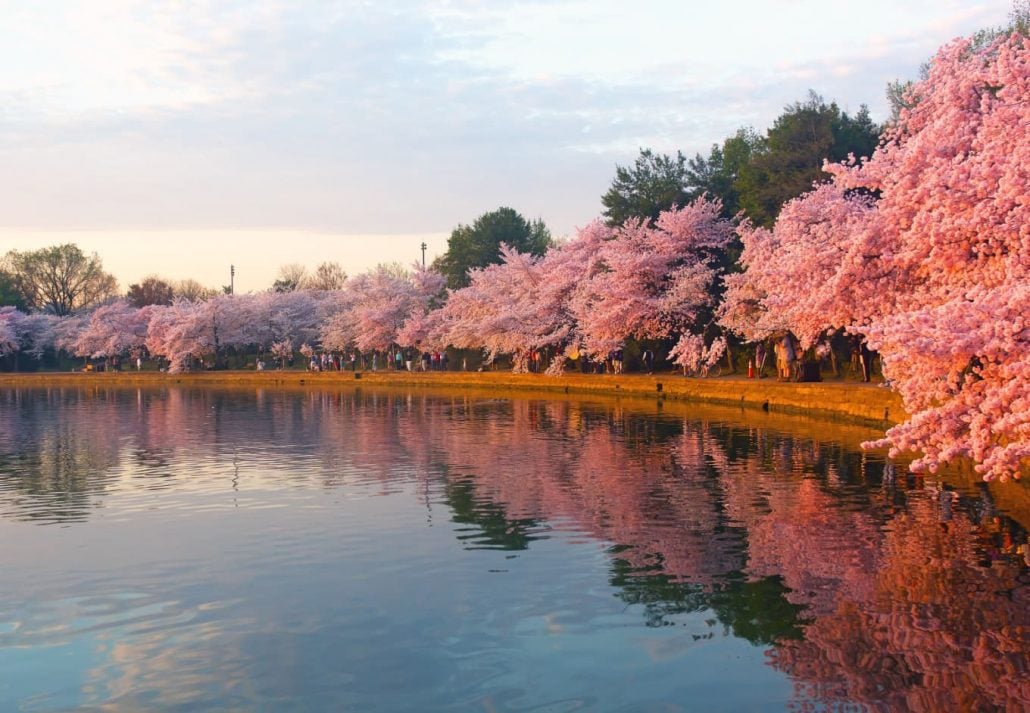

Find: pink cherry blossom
570;197;734;357
69;301;152;360
832;33;1030;481
720;184;880;349
725;31;1029;481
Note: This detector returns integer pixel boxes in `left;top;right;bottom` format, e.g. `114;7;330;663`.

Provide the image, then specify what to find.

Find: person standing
774;338;786;380
859;340;873;383
782;334;797;381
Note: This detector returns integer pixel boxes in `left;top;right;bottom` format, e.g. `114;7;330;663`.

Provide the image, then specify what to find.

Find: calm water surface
0;387;1027;712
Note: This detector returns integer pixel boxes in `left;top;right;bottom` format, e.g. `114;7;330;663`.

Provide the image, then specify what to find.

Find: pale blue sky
0;0;1013;291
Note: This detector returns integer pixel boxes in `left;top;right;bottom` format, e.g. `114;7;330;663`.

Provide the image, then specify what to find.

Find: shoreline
0;369;905;427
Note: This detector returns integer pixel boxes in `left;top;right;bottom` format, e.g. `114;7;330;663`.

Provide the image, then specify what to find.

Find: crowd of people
304;348;451;373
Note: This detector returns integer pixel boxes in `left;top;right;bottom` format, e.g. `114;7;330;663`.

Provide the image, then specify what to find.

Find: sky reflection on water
0;387;1027;712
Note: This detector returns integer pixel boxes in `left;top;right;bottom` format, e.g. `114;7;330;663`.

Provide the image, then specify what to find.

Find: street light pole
230;265;235;295
420;242;427;268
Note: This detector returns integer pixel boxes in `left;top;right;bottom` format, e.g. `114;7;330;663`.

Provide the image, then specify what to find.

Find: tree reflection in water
0;386;1027;710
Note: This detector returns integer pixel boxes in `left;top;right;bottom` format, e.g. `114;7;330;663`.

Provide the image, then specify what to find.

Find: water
0;386;1027;712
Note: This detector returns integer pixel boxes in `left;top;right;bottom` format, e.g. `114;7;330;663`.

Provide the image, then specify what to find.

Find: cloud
0;0;1014;242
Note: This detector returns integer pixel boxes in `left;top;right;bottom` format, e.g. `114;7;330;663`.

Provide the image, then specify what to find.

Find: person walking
641;349;654;373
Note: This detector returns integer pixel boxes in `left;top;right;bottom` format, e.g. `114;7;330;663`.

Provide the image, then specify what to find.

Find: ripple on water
0;386;1026;712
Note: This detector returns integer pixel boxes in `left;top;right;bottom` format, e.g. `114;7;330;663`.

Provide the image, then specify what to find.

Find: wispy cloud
0;0;1013;250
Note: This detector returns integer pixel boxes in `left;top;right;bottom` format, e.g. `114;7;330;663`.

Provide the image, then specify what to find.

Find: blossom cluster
720;32;1029;480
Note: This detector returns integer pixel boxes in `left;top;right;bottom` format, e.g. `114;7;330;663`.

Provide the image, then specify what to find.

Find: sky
0;0;1014;293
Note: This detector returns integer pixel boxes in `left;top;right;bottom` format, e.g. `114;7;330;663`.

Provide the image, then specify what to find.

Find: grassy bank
0;368;904;426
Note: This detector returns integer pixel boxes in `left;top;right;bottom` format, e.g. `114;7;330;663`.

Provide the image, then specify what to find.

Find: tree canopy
306;261;347;291
435;207;552;289
601;149;693;226
604;96;879;230
3;244;118;316
173;279;218;303
272;263;308;293
735;93;880;226
685;128;763;220
127;276;175;308
0;269;26;310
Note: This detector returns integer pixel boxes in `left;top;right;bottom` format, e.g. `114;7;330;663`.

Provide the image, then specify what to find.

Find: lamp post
230;265;235;295
420;242;427;267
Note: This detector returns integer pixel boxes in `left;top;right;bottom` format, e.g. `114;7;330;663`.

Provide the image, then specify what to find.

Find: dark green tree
0;269;27;310
830;104;879;163
685;128;763;219
735;92;881;227
601;149;692;226
436;207;551;289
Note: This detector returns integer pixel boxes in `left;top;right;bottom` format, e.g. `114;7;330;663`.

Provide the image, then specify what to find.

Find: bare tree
305;261;347;291
173;279;218;302
272;263;307;293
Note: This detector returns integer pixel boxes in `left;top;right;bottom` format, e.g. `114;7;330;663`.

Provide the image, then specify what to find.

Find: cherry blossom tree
724;30;1028;481
668;334;726;376
421;224;609;372
318;289;360;354
146;296;249;372
419;248;549;367
69;301;152;361
824;32;1030;481
422;202;733;375
321;264;444;354
51;313;87;357
18;313;59;359
0;307;22;356
243;290;323;358
719;183;880;348
533;223;613;373
569;197;734;358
